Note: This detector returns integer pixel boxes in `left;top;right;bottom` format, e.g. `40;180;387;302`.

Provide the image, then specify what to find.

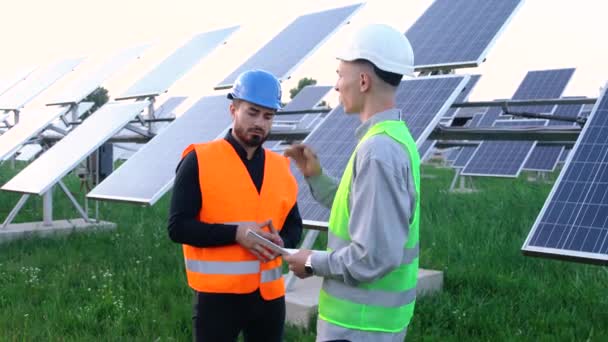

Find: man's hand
284;144;321;178
284;249;313;279
235;220;283;262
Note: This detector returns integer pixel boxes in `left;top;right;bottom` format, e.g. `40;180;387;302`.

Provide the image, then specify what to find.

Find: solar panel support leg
58;180;89;223
71;103;79;123
42;188;53;226
449;169;461;191
2;194;30;229
285;229;320;292
147;97;156;135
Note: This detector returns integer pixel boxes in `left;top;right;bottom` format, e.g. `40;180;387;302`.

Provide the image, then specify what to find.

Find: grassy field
1;162;607;341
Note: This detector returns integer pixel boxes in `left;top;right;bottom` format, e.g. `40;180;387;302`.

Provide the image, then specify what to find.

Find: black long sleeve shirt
167;131;303;248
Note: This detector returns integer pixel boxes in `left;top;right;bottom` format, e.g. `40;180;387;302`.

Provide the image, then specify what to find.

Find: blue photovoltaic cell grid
450;113;484;168
461;69;574;176
406;0;522;69
559;148;570;163
461;120;546;177
295;75;467;221
217;4;361;88
523;103;583;171
523;88;608;264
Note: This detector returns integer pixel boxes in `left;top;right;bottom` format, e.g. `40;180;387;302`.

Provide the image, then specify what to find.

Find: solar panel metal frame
47;44;150;106
409;0;524;71
116;26;239;100
1;101;149;195
296;74;470;222
87;95;233;205
522;86;608;264
0;58;84;111
215;4;362;90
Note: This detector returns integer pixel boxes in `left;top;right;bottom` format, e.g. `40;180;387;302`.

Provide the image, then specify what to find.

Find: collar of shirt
354;108;402;141
224;129;264;161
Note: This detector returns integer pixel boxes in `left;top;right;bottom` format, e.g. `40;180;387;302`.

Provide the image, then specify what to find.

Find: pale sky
0;0;606;116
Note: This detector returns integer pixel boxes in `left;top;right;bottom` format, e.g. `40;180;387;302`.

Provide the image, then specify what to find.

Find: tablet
246;229;297;256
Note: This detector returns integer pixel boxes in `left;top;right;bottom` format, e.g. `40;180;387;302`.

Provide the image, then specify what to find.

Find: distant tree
84;87;109;112
289;78;317;99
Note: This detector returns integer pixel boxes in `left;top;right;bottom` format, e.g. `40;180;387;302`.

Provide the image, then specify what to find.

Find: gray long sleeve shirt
307;108;416;341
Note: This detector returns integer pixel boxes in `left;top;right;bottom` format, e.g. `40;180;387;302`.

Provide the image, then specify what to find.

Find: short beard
234;126;268;147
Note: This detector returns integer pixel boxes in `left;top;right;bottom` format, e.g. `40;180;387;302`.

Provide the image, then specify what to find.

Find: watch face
304;265;313;275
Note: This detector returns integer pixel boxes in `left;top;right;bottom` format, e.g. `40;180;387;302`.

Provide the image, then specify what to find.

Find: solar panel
558;148;570;163
523;103;583;172
0;58;83;111
461;120;546;177
522;87;608;264
117;26;238;100
278;85;332;124
296;75;469;222
216;4;361;89
0;66;35;97
14;144;42;162
1;101;148;195
442;75;481;118
47;44;149;106
422;75;482;161
461;69;575;176
407;0;523;70
1;102;96;163
0;106;70;161
452;145;478;168
87;95;232;205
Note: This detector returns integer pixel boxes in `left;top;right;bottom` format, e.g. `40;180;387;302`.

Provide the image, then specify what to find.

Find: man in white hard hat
284;24;420;341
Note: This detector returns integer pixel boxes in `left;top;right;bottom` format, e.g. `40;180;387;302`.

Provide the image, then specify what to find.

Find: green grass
1;163;607;341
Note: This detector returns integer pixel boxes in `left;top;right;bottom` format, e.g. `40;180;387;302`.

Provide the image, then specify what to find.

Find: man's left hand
284;249;312;279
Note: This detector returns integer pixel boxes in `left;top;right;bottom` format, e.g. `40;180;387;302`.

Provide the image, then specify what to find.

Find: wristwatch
304;255;314;275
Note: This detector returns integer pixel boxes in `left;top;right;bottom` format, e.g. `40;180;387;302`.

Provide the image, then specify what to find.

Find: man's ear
359;72;371;92
229;102;237;121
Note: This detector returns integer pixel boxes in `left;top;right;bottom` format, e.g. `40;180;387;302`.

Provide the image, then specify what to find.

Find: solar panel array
461;69;575;177
1;101;149;195
461;120;546;177
407;0;522;70
118;26;239;100
296;75;469;221
522;87;608;264
523;103;583;172
216;4;361;89
88;95;232;205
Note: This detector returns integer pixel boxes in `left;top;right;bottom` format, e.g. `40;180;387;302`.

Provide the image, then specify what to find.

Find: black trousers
192;289;285;342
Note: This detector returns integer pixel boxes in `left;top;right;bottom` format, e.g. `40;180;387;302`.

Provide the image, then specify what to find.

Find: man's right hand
235;220;282;262
284;144;322;177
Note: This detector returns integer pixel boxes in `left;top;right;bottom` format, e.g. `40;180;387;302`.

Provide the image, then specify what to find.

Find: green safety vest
318;120;421;333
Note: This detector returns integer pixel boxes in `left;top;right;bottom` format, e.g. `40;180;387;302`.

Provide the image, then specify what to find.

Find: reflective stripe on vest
318;120;421;333
180;140;297;299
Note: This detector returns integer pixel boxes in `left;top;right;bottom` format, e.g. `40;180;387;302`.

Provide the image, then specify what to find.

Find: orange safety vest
180;139;297;300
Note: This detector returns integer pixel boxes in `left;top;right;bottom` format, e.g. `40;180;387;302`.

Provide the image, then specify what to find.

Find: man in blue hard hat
167;69;303;341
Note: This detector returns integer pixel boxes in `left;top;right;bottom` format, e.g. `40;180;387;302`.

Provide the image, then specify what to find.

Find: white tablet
246;229;297;256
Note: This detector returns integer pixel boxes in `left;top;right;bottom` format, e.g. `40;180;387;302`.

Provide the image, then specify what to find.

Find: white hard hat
336;23;415;76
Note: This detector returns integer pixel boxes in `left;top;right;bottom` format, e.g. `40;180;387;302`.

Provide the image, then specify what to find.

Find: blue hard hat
227;69;282;110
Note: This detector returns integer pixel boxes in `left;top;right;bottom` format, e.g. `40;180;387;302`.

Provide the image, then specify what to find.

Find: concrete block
0;219;116;244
